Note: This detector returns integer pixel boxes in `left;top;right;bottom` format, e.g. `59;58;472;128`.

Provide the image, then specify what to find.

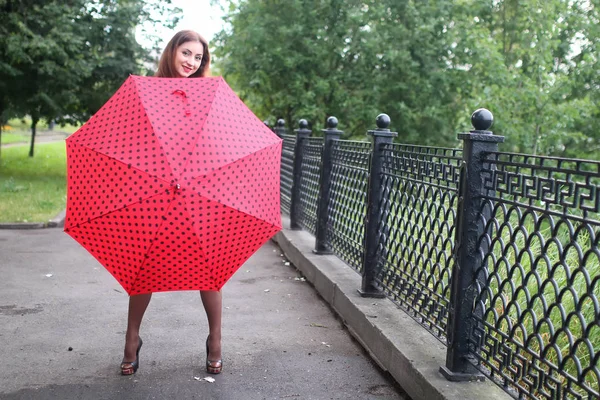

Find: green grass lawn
0;142;66;223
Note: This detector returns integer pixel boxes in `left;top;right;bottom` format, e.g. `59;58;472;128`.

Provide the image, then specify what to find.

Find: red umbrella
64;76;282;295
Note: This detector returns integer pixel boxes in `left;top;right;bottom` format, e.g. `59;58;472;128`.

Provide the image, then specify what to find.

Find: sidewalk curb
273;216;510;400
0;209;65;230
47;209;66;228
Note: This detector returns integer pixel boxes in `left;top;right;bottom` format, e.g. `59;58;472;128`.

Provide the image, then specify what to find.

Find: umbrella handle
172;90;191;116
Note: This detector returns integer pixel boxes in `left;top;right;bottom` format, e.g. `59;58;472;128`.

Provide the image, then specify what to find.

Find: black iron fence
274;109;600;400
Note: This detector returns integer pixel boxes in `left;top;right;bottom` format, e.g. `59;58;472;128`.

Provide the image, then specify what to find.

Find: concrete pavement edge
273;216;510;400
0;209;65;229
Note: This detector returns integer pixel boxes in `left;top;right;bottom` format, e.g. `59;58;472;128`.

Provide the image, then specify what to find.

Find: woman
120;30;222;376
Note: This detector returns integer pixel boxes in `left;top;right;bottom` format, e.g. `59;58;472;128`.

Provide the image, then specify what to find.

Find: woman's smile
174;41;204;78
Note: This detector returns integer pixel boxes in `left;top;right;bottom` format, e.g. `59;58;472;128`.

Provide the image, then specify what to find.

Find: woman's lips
183;66;192;73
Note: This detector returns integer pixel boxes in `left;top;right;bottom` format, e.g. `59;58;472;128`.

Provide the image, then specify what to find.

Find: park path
0;227;408;400
1;131;69;148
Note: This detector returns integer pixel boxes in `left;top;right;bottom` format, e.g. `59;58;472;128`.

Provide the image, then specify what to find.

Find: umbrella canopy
64;76;282;295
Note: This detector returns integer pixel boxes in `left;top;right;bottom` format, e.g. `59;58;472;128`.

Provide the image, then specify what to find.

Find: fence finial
273;118;287;137
298;119;309;129
376;113;391;130
471;108;493;132
326;116;338;129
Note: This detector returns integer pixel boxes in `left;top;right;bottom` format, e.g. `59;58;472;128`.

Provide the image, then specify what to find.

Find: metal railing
272;109;600;399
376;143;462;339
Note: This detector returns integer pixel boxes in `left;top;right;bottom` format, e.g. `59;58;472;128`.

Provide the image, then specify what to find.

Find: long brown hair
155;30;211;78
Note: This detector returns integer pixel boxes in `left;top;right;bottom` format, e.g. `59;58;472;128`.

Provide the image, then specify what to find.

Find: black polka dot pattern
65;76;283;294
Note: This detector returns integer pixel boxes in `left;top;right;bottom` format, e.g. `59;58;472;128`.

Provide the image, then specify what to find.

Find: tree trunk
29;111;39;157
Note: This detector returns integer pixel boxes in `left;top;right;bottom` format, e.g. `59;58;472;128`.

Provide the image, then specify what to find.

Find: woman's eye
195;56;202;61
183;51;190;56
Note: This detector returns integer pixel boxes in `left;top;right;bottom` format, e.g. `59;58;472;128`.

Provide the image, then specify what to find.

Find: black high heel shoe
206;336;222;374
120;337;143;375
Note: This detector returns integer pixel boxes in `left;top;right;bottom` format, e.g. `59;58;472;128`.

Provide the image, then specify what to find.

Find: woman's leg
200;290;222;361
123;293;152;362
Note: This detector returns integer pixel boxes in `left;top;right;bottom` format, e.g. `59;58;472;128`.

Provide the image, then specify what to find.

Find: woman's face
173;40;204;78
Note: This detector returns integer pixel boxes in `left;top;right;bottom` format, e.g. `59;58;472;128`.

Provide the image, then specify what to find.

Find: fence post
440;108;505;381
314;116;343;254
359;114;397;298
273;118;286;138
290;119;311;230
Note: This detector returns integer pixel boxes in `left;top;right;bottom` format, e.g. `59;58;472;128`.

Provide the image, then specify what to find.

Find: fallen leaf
203;377;216;383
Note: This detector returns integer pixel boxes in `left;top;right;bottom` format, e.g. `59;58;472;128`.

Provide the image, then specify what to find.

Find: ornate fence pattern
280;133;295;215
295;137;324;235
374;144;462;339
327;140;371;273
274;111;600;400
469;152;600;399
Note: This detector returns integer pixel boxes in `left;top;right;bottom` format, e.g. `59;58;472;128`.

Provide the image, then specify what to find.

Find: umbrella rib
127;194;178;293
188;140;281;183
184;207;218;290
220;203;283;232
69;190;172;230
131;76;176;181
70;142;172;185
67;143;172;229
186;141;282;220
179;77;222;180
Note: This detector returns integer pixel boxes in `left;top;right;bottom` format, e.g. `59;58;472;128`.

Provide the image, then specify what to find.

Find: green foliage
214;0;600;157
64;0;182;123
0;0;181;156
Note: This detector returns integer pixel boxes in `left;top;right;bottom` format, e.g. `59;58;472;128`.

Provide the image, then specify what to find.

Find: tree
3;1;91;156
214;0;600;157
214;0;378;133
0;0;180;157
64;0;181;123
